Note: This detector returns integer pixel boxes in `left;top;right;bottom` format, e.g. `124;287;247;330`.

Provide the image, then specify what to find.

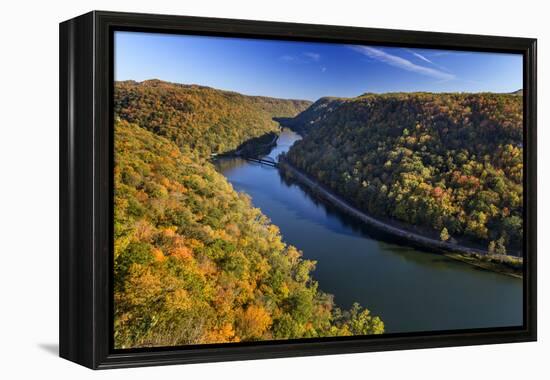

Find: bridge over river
242;156;278;167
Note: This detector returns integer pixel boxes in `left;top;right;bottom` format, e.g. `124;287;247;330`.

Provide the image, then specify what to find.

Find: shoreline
278;160;523;278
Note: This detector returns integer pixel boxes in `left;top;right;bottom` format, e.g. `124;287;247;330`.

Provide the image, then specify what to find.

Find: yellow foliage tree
236;305;273;340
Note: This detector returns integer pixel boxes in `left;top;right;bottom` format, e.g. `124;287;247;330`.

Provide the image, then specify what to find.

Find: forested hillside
114;84;383;348
115;80;311;157
285;93;523;254
277;96;346;135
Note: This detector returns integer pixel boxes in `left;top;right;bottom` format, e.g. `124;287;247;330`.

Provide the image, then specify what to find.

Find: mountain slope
113;84;383;348
114;119;384;348
285;92;523;254
115;80;311;157
277;96;346;135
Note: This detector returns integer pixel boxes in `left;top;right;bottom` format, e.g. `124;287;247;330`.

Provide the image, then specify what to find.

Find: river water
215;128;523;334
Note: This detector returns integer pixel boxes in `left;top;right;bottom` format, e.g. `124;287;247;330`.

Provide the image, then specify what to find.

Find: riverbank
278;160;523;278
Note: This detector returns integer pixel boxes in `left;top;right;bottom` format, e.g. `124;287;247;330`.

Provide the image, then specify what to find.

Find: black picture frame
59;10;537;369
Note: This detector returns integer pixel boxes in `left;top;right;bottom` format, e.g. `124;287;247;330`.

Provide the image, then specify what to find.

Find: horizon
115;32;523;101
115;78;522;102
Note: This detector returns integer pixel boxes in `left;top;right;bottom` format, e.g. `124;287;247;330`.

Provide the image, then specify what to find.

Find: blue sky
115;31;522;101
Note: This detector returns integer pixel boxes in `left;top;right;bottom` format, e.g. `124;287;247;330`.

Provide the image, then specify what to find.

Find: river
215;128;523;334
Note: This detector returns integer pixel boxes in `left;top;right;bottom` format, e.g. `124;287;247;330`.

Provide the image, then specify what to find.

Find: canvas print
113;31;524;350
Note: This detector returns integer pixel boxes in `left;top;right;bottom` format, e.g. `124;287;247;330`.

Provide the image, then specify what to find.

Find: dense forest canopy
285;92;523;255
115;80;311;157
114;82;383;348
